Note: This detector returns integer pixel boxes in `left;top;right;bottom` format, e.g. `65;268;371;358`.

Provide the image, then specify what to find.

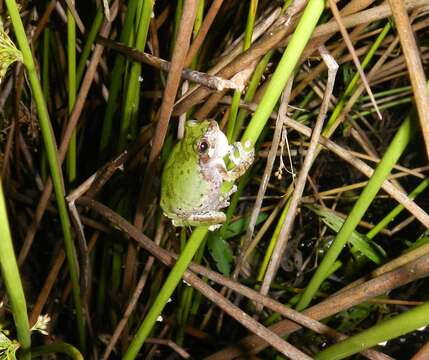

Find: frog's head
185;120;229;163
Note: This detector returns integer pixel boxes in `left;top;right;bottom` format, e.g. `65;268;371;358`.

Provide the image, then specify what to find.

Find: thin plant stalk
67;8;77;182
352;97;412;119
76;9;105;85
99;0;140;155
296;109;420;311
367;178;429;239
4;0;85;349
123;227;209;359
226;0;258;142
40;27;50;181
189;0;204;68
176;236;206;345
324;21;391;135
257;197;291;281
0;182;31;359
231;0;293;142
117;0;153;150
172;0;184;54
241;0;325;147
231;50;273;142
315;301;429;360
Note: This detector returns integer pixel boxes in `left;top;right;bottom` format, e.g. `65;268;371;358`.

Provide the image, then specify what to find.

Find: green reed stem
66;9;77;182
123;227;209;359
5;0;85;349
324;22;391;136
241;0;325;147
0;182;31;359
226;0;258;141
76;9;104;85
118;0;153;150
99;0;139;156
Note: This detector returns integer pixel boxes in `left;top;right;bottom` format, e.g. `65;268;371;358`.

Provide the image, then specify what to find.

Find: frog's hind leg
188;211;226;229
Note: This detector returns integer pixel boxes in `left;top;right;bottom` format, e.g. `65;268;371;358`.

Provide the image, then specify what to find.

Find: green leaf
406;230;429;251
207;232;233;276
307;205;386;264
222;213;268;240
335;303;376;333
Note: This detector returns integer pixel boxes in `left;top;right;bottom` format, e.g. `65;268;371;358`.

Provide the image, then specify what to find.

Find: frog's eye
198;140;209;154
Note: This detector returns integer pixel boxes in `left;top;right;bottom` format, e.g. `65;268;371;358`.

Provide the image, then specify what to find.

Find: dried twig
96;36;241;91
388;0;429;160
234;78;294;280
259;47;338;303
327;0;382;119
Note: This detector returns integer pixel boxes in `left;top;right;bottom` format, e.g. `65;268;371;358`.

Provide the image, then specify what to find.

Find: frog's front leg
225;142;254;182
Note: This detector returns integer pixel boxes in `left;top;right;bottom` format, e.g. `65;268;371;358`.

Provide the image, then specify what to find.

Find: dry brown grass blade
388;0;429;161
327;0;382;119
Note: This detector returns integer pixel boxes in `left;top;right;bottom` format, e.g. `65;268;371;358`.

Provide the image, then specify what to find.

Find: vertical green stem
226;90;242;141
99;0;139;156
76;10;105;85
232;50;273;142
123;227;209;359
241;0;325;147
67;9;77;182
226;0;258;142
5;0;85;350
257;197;291;281
0;182;31;359
40;27;50;181
172;0;184;54
118;0;154;151
189;0;204;68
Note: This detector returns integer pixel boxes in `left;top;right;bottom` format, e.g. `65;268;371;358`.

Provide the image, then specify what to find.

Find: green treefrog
160;120;254;229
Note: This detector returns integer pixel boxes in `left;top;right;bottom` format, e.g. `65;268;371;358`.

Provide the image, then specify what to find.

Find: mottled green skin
160;121;226;227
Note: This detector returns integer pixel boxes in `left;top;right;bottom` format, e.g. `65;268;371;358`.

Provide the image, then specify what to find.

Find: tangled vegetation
1;0;429;359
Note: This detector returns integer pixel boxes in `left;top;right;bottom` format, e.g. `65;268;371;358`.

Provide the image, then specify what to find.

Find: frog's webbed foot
226;142;254;181
221;184;236;204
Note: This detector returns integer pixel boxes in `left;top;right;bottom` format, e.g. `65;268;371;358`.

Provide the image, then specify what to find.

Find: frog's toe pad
208;224;222;231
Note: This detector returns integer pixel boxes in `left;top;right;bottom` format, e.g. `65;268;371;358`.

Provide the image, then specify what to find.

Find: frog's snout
208;120;219;130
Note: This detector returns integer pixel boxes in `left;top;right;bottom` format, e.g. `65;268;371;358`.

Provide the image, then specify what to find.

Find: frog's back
160;144;210;216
